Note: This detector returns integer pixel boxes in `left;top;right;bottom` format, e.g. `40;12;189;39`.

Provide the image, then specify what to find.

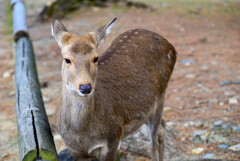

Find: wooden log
15;37;58;161
11;0;29;42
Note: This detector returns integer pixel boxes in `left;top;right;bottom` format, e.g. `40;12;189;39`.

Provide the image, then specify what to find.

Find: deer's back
95;29;176;136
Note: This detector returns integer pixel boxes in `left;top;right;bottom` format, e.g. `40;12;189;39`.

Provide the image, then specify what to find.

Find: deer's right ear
51;19;69;48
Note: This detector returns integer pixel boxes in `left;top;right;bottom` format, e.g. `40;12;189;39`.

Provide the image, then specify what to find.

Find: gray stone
233;126;240;132
209;133;231;144
121;124;186;160
209;98;218;104
213;120;223;126
181;59;194;65
192;130;205;136
192;120;204;128
3;71;11;78
202;153;215;159
218;144;228;149
192;135;202;144
185;74;195;79
164;106;172;111
228;144;240;152
166;121;177;127
229;98;238;104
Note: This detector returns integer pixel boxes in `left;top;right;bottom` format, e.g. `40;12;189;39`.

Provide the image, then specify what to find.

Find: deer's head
51;18;117;97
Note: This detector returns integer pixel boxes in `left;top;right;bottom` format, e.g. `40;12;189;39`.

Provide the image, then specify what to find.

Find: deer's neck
61;85;94;130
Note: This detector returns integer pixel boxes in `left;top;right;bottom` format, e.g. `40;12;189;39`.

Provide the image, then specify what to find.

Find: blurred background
0;0;239;160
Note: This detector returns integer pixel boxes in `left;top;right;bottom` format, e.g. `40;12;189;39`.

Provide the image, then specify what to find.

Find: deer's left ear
92;18;117;47
51;19;69;48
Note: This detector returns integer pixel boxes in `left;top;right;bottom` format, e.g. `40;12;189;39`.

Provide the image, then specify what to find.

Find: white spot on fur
123;35;128;39
134;31;139;34
168;50;172;60
88;142;108;157
119;39;123;42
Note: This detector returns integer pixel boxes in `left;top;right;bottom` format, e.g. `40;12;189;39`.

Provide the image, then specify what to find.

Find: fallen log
12;0;59;160
15;37;58;161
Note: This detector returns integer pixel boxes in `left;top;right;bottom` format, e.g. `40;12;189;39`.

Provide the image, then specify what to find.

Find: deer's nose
79;84;92;94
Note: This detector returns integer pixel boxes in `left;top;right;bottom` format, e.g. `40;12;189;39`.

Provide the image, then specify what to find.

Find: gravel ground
0;0;239;160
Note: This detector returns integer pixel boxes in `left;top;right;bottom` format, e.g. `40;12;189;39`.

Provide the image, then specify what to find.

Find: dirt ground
0;0;239;160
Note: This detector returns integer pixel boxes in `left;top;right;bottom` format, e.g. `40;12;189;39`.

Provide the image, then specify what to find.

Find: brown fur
53;19;176;161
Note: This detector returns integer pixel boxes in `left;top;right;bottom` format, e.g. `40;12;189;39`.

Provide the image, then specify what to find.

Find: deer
51;18;177;161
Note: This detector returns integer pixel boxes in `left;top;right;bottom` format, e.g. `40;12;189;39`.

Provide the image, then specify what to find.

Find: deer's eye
93;57;99;63
65;58;71;64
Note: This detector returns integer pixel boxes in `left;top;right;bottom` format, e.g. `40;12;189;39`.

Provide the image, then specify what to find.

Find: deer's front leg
99;140;120;161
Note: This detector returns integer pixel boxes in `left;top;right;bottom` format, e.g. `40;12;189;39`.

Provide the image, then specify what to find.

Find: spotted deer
52;18;177;161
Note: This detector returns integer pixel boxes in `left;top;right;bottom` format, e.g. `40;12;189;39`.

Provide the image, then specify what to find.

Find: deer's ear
93;18;117;47
51;19;70;47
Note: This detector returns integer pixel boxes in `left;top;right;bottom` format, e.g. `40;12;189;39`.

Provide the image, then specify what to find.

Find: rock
192;135;202;144
200;65;208;70
202;153;215;159
184;120;203;128
218;144;228;149
135;124;149;138
228;144;240;152
121;124;186;160
229;98;238;104
192;130;205;136
192;120;204;128
166;121;177;127
233;126;240;132
3;71;11;78
199;131;209;143
219;102;224;106
197;130;231;144
209;133;231;144
164;106;172;111
209;98;218;104
192;147;204;154
221;124;232;134
199;37;207;43
224;91;234;96
189;47;195;52
181;59;194;66
211;61;218;66
185;74;195;79
213;120;223;126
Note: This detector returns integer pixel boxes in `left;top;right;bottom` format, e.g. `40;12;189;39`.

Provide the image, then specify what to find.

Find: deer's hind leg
147;98;166;161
